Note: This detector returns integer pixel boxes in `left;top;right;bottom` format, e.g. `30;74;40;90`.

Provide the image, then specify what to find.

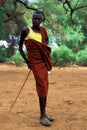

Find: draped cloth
24;27;52;97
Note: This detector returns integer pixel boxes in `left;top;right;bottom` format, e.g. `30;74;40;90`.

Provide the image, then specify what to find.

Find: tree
1;0;87;54
0;6;6;39
57;0;87;24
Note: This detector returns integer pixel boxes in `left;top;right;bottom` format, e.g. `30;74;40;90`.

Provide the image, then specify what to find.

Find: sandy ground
0;64;87;130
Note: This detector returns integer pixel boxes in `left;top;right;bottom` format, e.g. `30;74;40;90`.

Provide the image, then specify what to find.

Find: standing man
19;11;54;126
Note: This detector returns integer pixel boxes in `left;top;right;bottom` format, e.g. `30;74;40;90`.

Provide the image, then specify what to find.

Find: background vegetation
0;0;87;66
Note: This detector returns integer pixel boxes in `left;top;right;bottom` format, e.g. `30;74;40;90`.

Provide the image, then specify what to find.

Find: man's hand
25;59;31;69
27;63;31;69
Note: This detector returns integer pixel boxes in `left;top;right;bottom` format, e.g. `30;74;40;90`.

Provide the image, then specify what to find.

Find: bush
0;47;8;62
75;48;87;66
51;47;59;65
64;25;85;52
51;45;74;66
10;50;24;64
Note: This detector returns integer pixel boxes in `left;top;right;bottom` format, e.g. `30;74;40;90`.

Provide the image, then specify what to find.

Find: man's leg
39;96;51;126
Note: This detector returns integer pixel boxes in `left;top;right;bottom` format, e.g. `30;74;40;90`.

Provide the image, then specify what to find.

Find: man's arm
19;27;30;67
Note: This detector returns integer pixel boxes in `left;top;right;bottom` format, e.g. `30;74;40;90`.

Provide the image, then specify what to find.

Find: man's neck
31;26;40;32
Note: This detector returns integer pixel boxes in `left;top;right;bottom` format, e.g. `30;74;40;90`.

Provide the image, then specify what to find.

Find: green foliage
51;47;59;65
0;47;8;62
75;48;87;66
0;7;6;39
51;45;74;66
51;44;87;67
0;0;87;66
37;0;87;52
2;0;27;37
0;47;25;64
64;25;85;52
10;50;24;64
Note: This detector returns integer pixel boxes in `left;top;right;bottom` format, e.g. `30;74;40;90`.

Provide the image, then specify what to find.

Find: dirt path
0;64;87;130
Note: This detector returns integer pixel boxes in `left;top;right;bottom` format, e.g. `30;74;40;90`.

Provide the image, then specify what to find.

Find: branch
58;0;87;24
0;0;4;5
4;0;42;23
16;0;38;11
75;5;87;10
74;0;79;9
4;12;25;22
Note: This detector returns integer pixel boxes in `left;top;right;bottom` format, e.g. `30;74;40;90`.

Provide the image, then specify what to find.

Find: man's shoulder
40;26;46;30
22;26;29;32
21;26;30;36
40;26;47;33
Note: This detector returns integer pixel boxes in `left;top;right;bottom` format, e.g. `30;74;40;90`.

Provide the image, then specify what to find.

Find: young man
19;11;54;126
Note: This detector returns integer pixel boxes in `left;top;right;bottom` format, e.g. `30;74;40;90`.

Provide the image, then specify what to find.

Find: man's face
32;13;42;27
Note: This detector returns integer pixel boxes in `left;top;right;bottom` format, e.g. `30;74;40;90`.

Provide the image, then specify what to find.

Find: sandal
45;114;55;121
40;116;51;126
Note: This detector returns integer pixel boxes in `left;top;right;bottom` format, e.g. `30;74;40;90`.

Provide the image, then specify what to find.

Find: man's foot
45;114;55;121
40;116;51;126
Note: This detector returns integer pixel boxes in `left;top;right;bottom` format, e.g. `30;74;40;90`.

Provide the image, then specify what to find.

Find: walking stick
5;69;31;120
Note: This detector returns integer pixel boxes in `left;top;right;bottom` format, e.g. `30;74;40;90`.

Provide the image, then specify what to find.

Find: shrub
10;50;24;64
51;47;59;65
51;45;74;66
75;48;87;66
64;25;85;52
0;47;8;62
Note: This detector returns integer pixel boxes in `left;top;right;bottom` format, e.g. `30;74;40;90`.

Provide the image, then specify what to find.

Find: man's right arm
19;27;30;67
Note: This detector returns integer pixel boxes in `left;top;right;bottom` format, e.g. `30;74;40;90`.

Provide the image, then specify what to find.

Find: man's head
32;11;45;27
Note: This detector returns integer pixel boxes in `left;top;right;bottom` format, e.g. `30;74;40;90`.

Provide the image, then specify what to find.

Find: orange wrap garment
25;27;52;97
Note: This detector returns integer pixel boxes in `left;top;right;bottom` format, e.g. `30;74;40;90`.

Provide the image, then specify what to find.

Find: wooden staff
5;70;31;120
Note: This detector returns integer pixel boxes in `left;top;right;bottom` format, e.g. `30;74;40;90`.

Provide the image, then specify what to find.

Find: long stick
5;70;31;120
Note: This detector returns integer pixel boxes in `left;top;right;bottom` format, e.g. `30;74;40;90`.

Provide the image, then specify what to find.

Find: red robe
25;26;52;97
